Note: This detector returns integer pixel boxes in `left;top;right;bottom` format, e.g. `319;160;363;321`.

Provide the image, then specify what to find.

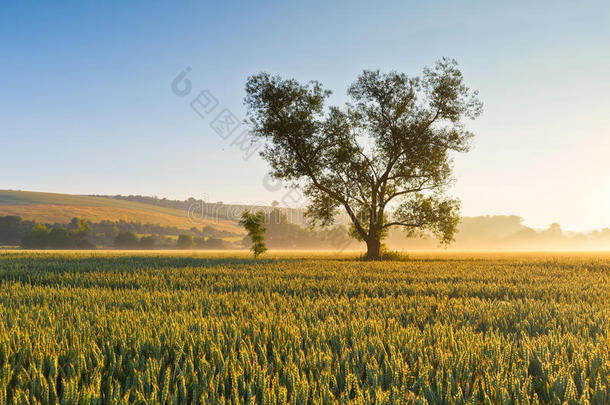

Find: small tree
176;234;194;249
139;235;156;249
114;231;139;248
21;223;50;248
48;227;74;249
206;237;224;249
239;210;267;258
67;217;93;248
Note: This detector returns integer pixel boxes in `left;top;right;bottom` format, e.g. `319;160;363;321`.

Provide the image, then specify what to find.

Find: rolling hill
0;190;242;233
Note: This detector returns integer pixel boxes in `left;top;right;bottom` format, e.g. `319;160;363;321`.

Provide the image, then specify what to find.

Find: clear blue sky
1;1;609;231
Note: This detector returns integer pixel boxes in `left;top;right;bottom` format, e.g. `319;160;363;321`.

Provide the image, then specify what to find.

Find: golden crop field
0;251;608;404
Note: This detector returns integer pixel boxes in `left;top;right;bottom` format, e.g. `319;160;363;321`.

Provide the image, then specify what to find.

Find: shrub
20;224;50;248
48;227;74;249
114;231;139;248
176;234;194;249
139;235;156;249
239;210;267;258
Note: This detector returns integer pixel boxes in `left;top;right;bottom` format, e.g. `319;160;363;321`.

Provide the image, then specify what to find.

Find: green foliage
139;235;156;249
176;234;194;249
0;252;608;403
239;210;267;258
114;231;139;248
194;236;226;249
0;215;35;245
245;59;482;259
20;224;51;248
204;237;224;249
67;217;94;248
18;218;94;249
48;227;74;249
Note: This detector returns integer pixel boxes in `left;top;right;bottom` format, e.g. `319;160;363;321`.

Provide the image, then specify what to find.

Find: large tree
244;58;482;259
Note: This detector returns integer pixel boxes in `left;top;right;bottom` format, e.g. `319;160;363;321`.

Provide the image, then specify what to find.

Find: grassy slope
0;190;242;233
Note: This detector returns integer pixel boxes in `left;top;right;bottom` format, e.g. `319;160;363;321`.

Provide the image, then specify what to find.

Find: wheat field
0;251;608;404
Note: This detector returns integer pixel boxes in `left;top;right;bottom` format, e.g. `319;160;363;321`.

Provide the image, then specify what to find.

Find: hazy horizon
2;1;609;231
2;188;609;237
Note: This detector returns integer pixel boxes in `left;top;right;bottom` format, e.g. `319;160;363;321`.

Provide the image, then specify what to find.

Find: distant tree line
88;219;238;247
5;213;606;251
19;217;94;249
0;216;237;249
0;213;352;250
112;231;226;249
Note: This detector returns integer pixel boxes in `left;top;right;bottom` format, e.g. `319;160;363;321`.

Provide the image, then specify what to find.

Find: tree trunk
365;238;381;260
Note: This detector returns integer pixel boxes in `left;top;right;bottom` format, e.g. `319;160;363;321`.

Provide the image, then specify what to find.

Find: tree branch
283;133;369;240
382;220;425;229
